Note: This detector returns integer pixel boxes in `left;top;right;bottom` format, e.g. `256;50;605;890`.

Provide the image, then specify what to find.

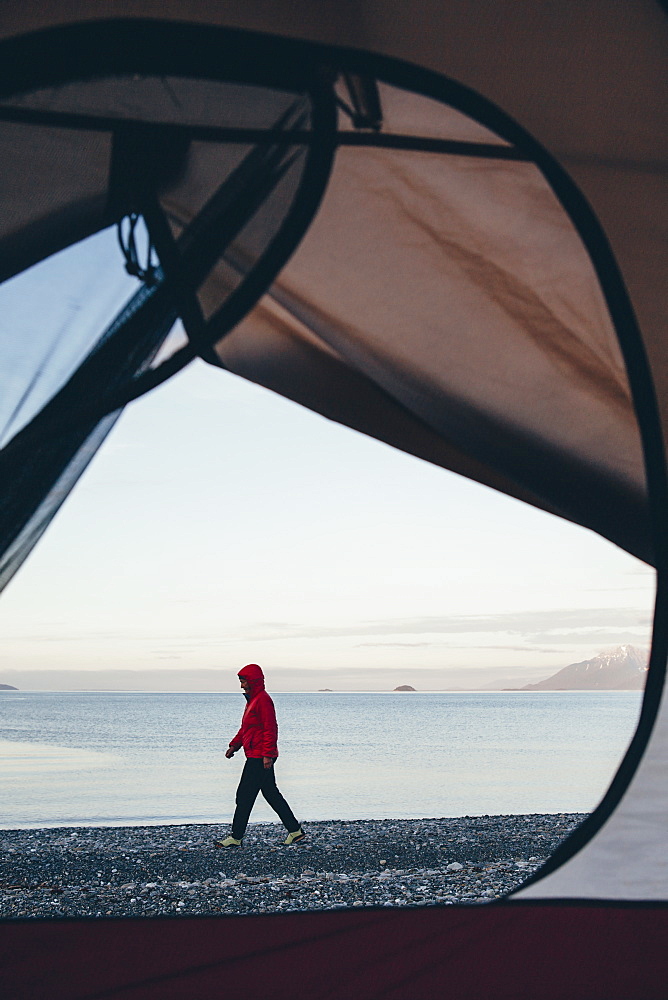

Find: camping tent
1;2;667;996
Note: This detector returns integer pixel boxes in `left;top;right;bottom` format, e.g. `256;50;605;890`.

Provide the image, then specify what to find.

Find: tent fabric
0;1;667;995
3;905;668;1000
0;32;651;559
215;141;648;558
517;656;668;901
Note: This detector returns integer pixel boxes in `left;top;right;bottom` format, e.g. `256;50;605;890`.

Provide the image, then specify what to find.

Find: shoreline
1;814;584;919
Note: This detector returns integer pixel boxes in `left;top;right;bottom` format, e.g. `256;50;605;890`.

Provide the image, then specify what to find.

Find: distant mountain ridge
522;645;648;691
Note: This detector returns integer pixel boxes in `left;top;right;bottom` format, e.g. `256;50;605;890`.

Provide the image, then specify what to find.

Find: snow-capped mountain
522;645;648;691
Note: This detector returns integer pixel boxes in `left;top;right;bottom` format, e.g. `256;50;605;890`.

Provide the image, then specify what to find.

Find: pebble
0;814;584;919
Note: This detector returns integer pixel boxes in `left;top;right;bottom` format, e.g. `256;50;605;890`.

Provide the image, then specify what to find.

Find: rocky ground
0;814;584;919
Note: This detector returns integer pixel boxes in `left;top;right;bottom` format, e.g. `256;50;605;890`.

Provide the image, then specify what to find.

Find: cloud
240;607;652;643
586;585;655;593
2;608;651;660
466;644;567;653
356;642;434;648
0;631;227;647
356;642;570;653
527;629;651;645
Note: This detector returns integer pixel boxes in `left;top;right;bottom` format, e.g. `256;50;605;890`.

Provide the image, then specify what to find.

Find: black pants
231;758;299;840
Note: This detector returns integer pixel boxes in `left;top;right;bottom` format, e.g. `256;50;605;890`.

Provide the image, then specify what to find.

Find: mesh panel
0;77;300;131
0;69;325;590
0;229;141;447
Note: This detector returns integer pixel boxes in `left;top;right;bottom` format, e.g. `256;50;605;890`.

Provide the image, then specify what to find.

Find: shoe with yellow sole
283;827;306;845
214;836;242;848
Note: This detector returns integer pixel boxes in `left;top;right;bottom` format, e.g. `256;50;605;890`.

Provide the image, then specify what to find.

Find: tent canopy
1;3;667;998
0;7;663;583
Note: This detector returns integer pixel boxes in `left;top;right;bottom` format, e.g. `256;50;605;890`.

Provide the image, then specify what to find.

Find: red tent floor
2;901;667;999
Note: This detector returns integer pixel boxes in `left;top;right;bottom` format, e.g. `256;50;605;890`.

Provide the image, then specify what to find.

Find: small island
318;688;333;692
0;683;18;690
393;685;416;692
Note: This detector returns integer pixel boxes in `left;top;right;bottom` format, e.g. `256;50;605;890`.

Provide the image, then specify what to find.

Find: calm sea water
0;691;642;829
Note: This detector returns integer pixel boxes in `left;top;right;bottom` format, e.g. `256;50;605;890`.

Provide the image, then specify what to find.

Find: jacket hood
238;663;265;695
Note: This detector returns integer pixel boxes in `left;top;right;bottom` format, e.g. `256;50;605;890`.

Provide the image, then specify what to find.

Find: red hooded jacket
229;664;279;759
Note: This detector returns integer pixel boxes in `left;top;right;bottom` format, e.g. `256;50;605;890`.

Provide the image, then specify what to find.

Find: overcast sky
0;352;655;691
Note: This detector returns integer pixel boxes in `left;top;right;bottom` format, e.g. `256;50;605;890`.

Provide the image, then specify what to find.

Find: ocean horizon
1;690;642;829
0;686;640;693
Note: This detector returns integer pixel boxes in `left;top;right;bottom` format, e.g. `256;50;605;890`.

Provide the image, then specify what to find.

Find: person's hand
225;748;236;759
263;756;273;769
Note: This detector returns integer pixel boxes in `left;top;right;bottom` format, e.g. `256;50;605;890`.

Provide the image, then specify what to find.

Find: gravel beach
0;814;584;919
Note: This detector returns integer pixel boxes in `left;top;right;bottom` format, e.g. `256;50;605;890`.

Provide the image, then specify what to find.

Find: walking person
215;663;305;847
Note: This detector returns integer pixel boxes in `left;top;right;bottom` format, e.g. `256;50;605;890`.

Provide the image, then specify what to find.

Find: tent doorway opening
0;321;654;913
0;12;663;924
